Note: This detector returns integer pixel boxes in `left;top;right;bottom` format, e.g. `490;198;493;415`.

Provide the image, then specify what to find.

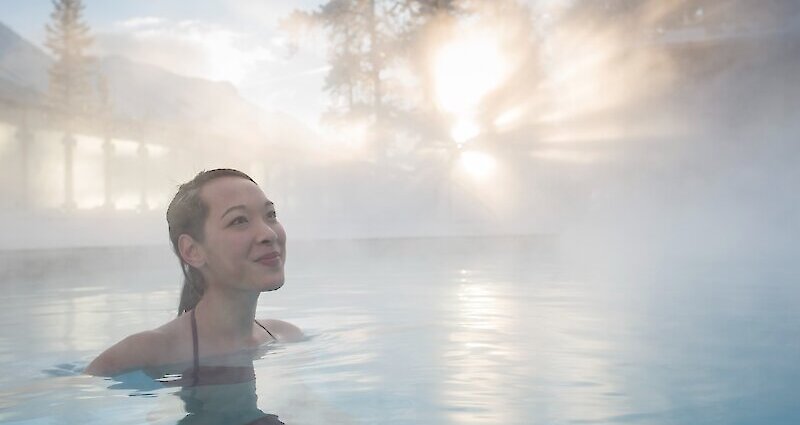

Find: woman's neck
194;285;261;346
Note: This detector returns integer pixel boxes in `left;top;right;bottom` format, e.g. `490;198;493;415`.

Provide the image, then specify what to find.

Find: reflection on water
440;267;633;424
442;271;521;424
175;381;283;425
1;237;799;424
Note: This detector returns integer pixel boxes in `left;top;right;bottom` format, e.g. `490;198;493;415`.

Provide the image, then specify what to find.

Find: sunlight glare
539;22;672;127
434;35;506;114
493;106;524;130
450;118;480;144
459;150;496;180
434;31;508;144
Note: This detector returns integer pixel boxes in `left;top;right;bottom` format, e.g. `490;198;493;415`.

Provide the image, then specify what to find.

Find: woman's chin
261;278;284;292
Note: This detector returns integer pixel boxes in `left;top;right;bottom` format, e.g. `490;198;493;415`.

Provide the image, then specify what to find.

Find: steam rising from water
0;1;797;266
542;1;800;270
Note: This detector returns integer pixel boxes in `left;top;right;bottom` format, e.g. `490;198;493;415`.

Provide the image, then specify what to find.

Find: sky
0;0;330;128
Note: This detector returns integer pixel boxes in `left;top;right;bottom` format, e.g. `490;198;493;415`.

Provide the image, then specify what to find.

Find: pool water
1;236;798;424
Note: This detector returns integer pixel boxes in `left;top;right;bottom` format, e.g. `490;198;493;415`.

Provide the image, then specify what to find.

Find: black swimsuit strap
255;320;277;341
188;309;276;386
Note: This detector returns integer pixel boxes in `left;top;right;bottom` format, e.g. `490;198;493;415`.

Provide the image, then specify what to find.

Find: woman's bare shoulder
258;318;305;343
85;316;185;377
84;330;167;376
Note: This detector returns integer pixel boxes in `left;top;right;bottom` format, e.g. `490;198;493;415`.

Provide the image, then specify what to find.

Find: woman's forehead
200;177;269;211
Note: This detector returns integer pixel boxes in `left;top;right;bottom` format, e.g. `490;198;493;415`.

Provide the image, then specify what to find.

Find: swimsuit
186;308;276;387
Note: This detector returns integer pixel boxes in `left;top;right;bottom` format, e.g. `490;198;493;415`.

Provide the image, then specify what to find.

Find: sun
433;35;507;114
432;31;508;143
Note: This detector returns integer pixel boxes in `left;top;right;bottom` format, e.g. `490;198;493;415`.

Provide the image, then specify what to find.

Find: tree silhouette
45;0;93;117
285;0;464;159
44;0;94;210
288;1;388;120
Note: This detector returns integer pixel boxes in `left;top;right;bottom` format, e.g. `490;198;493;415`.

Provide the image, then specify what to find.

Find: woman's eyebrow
221;202;275;219
221;205;246;219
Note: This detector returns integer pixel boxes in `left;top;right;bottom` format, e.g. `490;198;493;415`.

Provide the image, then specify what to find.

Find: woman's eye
266;211;278;220
230;216;248;226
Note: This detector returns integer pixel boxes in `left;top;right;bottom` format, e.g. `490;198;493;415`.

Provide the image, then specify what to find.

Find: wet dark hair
167;168;256;315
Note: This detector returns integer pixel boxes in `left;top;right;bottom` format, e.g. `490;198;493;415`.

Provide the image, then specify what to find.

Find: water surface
1;237;798;424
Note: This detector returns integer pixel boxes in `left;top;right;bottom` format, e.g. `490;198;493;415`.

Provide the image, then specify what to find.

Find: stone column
62;133;76;210
15;117;33;209
137;141;148;211
103;136;114;209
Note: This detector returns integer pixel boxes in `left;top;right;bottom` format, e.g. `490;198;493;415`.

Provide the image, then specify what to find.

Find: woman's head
167;169;286;315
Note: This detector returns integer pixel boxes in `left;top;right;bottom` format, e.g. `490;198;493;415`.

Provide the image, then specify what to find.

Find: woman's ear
178;234;206;268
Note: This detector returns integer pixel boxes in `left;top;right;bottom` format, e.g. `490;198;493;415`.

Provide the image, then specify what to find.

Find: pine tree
44;0;93;210
283;1;390;160
305;0;387;121
286;0;461;159
45;0;93;116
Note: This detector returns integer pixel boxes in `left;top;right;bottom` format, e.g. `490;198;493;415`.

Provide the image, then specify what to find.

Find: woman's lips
255;252;281;267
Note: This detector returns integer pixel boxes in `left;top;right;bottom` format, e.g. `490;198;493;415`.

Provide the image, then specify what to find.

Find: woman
86;169;303;378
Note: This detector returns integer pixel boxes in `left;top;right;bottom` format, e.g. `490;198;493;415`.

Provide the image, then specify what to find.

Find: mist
547;1;800;271
2;4;800;424
0;0;797;269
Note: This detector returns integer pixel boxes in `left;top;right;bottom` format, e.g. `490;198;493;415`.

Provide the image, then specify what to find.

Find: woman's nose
257;218;278;244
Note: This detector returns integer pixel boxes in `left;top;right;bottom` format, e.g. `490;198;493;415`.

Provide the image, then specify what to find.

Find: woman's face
197;176;286;292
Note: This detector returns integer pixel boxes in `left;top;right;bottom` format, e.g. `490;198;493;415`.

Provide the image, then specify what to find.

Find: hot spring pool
1;236;798;424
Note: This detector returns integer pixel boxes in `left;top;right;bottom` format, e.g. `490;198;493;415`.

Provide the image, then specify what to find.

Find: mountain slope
0;20;314;148
0;21;50;104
